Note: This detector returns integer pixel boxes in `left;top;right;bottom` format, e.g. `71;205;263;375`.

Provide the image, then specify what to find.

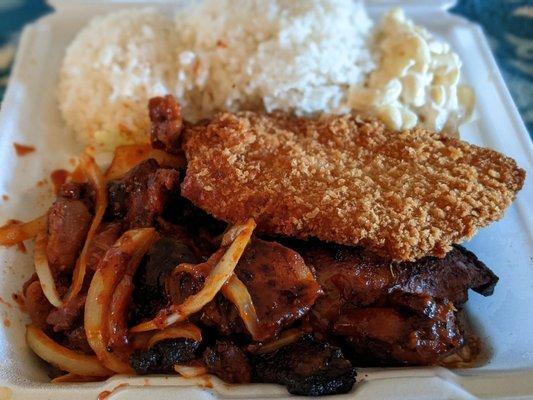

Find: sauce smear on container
51;169;69;194
13;143;35;156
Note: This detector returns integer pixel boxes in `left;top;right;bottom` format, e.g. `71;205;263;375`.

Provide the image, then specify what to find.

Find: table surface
0;0;531;137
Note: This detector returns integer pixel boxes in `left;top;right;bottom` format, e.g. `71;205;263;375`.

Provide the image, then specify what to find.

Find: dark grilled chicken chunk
131;236;200;323
254;334;356;396
107;159;180;229
203;340;253;383
46;183;92;273
334;299;464;365
298;243;498;365
131;339;200;375
234;239;321;340
166;238;321;341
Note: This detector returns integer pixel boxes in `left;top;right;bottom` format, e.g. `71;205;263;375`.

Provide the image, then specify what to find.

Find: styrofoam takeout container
0;0;531;398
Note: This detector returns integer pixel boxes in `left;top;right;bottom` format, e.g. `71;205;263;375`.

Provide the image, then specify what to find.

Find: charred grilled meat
299;242;497;366
15;97;513;397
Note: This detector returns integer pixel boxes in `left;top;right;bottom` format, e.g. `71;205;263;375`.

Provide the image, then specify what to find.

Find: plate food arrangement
0;0;530;398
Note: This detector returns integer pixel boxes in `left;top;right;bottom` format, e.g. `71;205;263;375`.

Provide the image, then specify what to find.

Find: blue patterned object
0;1;531;137
0;0;51;100
452;0;533;137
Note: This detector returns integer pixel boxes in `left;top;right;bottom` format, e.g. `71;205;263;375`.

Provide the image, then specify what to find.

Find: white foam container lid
0;1;532;399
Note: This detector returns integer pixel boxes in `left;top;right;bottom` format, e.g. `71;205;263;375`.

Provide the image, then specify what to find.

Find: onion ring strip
34;232;63;307
220;222;249;247
107;275;134;349
51;373;102;383
130;218;256;332
85;228;157;373
221;274;264;341
147;323;202;349
105;144;186;181
174;365;208;378
26;325;111;377
65;153;107;303
172;263;204;279
0;215;46;246
251;329;303;354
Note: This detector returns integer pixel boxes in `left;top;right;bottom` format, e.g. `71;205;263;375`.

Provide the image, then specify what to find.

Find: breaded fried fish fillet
181;112;525;261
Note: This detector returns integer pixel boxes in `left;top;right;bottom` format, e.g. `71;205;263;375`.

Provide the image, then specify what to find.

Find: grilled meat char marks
165;238;321;341
300;243;498;365
131;236;200;324
334;301;464;365
131;339;200;375
203;340;253;383
233;239;321;340
304;243;498;327
126;234;498;390
107;159;181;229
254;334;356;396
46;182;92;273
391;245;498;302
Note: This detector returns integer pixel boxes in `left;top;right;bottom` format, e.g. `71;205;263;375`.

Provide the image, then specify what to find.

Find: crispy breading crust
181;112;525;261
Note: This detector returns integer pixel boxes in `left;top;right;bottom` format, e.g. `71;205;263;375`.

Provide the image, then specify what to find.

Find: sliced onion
85;228;157;373
26;324;111;377
105;144;186;181
107;275;134;349
220;222;250;246
172;263;206;279
174;364;208;378
65;153;108;303
51;373;103;383
33;232;63;307
169;261;212;285
147;323;202;349
251;329;303;354
221;274;264;341
130;218;256;332
0;215;46;246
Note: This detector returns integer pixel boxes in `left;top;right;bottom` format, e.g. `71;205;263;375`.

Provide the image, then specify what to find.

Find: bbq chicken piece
165;238;321;341
131;236;200;324
297;242;498;365
107;159;180;228
254;334;356;396
46;182;92;273
334;299;464;365
234;239;321;340
301;243;498;331
203;340;253;384
130;339;200;375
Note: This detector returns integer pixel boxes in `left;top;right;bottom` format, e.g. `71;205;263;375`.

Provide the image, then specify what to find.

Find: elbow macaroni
348;8;475;133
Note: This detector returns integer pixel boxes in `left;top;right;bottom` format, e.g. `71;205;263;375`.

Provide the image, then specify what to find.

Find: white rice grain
58;8;179;146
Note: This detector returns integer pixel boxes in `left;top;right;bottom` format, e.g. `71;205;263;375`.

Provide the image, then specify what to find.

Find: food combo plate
0;0;531;399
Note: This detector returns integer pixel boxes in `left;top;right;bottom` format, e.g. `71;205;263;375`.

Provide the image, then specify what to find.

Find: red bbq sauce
13;143;35;156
